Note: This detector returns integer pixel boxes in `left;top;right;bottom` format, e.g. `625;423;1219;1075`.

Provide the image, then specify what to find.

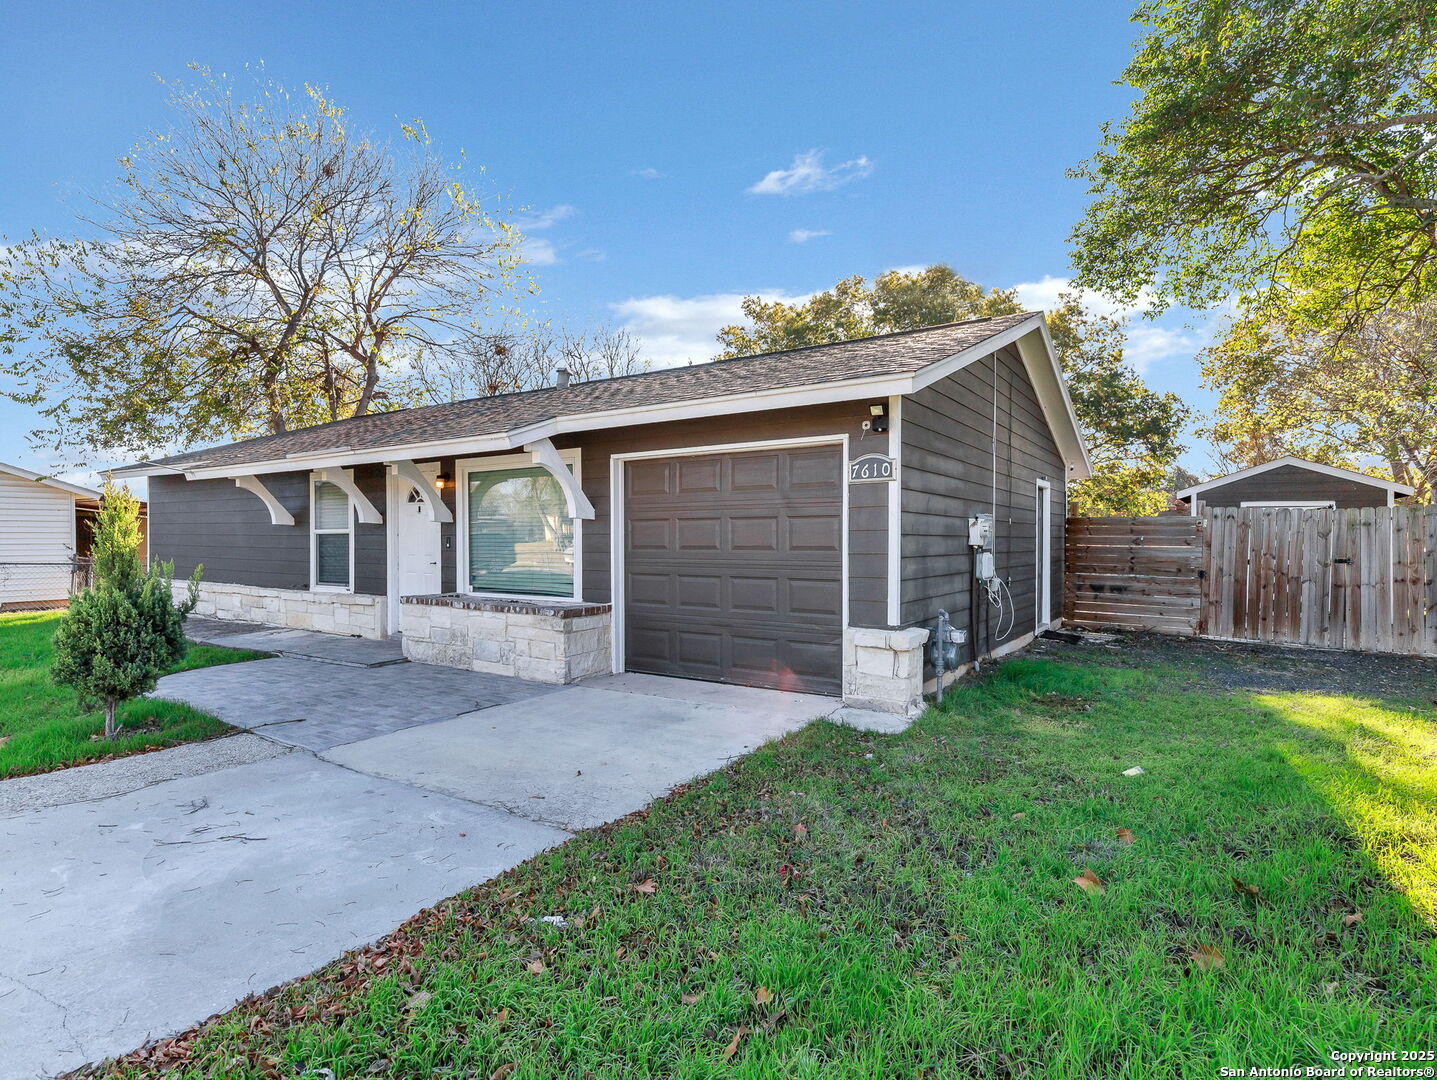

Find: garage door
623;444;843;695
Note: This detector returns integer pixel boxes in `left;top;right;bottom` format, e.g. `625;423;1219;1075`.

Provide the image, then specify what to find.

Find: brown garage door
624;445;843;695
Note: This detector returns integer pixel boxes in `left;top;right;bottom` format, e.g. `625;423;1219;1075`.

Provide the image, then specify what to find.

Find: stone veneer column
842;626;931;716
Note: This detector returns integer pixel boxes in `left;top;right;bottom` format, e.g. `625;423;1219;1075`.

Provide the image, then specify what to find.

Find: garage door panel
787;514;842;552
730;576;779;614
731;453;780;490
729;516;779;551
624;446;842;695
675;575;722;609
676;517;722;550
628;460;672;496
628;572;672;607
628;518;670;550
789;577;842;617
787;448;842;489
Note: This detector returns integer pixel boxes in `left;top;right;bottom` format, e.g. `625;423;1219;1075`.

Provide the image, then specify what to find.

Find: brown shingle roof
136;312;1038;471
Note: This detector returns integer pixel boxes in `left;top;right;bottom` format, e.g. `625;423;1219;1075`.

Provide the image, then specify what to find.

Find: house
116;312;1091;715
0;462;116;610
1175;456;1415;512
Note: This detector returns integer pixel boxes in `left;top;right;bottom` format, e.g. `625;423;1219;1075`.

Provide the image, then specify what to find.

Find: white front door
388;464;443;633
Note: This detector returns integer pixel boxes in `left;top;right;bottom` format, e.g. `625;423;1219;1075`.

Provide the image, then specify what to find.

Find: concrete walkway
0;633;858;1079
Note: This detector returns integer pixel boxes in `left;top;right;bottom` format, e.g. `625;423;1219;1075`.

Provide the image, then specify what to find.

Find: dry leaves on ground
722;1026;749;1061
1073;868;1105;895
1189;944;1225;971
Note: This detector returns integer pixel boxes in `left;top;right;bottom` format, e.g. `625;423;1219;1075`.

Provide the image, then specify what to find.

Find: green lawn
0;610;265;779
95;651;1434;1079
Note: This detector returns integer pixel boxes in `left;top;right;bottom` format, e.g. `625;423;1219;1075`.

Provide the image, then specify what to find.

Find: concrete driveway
0;640;842;1079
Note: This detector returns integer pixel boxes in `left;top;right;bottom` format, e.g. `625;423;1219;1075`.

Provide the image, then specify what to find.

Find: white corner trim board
388;460;454;523
233;475;296;526
315;467;383;524
524;437;596;520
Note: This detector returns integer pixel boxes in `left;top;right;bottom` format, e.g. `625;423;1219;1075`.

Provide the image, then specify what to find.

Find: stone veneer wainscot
400;594;612;684
180;581;388;639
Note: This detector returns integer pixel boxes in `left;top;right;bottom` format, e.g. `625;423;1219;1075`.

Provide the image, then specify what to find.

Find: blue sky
0;0;1220;491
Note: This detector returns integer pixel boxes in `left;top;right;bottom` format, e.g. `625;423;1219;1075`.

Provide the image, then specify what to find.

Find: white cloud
631;167;664;180
575;248;607;262
748;150;873;196
516;204;576;231
514;204;577;266
1010;274;1212;373
788;228;831;244
1123;324;1209;374
611;289;812;367
523;238;560;266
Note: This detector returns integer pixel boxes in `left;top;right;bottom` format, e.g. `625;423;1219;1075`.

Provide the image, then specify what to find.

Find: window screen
313;480;351;588
467;467;573;596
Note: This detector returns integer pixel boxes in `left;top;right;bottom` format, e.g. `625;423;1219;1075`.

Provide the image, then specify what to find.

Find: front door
389;465;443;633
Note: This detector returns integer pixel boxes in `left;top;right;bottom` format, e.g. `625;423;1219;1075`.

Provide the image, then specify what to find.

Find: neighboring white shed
0;462;103;609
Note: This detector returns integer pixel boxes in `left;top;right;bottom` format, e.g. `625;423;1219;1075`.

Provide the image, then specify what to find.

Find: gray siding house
1176;456;1414;511
120;312;1090;715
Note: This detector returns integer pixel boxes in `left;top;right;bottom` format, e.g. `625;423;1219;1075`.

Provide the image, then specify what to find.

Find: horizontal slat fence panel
1064;515;1203;635
1069;507;1435;656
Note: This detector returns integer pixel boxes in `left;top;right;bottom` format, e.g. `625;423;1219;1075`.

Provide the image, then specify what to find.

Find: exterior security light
868;402;889;433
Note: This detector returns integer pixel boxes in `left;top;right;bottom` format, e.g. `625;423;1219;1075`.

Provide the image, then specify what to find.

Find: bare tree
415;323;647;401
0;65;522;456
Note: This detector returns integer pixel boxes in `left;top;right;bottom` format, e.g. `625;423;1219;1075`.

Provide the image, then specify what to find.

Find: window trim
455;449;583;603
310;470;356;593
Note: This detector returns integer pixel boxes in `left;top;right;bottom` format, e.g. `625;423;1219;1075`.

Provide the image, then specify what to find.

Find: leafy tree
416;323;647;400
715;266;1019;357
0;65;522;458
1069;1;1437;329
51;481;199;739
1200;301;1437;499
714;265;1188;515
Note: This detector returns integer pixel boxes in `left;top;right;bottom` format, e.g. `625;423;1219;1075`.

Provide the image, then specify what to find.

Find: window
461;458;577;598
312;479;352;590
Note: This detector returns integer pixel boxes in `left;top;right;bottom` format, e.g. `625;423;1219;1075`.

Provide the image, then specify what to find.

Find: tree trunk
104;698;118;740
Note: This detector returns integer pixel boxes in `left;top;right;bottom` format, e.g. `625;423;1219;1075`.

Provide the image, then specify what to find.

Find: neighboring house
0;463;103;610
1175;456;1415;512
117;312;1091;714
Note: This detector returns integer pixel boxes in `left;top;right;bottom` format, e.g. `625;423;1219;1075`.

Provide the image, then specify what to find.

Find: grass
87;650;1436;1079
0;610;266;779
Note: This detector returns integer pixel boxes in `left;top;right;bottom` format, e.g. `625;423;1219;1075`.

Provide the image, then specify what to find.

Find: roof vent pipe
555;367;571;389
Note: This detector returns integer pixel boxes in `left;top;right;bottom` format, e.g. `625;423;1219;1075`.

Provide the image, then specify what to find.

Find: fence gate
1064;516;1205;635
1201;505;1436;655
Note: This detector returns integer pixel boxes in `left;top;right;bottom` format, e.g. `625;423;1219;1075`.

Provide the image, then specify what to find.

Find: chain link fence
0;558;93;611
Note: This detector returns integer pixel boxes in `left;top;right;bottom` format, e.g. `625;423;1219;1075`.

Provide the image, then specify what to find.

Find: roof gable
1176;456;1415;500
0;461;103;501
117;312;1091;480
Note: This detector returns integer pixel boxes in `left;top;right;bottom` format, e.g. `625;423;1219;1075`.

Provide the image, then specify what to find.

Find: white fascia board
524;437;596;520
234;475;296;526
173;375;911;480
907;317;1093;478
388;460;454;523
532;372;910;441
1175;455;1415;499
0;460;106;500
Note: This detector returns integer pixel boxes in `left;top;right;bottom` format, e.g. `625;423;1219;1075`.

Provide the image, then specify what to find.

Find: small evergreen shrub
51;480;201;738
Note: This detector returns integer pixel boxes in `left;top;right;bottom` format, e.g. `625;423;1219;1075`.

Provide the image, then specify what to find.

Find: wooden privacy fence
1065;507;1437;656
1065;516;1205;636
